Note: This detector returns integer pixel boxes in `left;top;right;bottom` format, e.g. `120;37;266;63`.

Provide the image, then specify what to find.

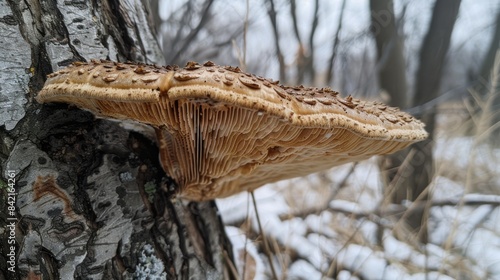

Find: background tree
159;0;244;66
0;1;233;279
469;8;500;142
372;0;461;242
326;0;346;86
370;0;408;109
290;0;319;85
266;0;287;83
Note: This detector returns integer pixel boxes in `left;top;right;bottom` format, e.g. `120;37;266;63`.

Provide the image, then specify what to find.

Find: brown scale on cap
37;60;428;201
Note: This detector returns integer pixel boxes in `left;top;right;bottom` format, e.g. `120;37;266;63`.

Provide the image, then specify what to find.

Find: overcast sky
159;0;499;88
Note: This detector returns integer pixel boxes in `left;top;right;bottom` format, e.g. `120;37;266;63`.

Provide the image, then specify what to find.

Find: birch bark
0;1;233;279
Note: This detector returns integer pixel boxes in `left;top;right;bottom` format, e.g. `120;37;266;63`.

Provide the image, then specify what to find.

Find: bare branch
326;0;347;85
266;0;286;82
306;0;320;83
168;0;215;64
290;0;306;83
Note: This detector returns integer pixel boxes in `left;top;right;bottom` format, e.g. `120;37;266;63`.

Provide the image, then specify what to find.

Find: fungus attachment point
37;60;428;201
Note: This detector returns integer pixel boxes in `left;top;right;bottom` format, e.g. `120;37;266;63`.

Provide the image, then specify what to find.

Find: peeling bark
0;1;233;279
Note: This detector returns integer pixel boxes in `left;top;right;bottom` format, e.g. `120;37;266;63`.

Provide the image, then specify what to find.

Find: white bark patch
121;0;164;63
84;155;150;279
0;5;29;130
46;0;110;65
9;140;90;278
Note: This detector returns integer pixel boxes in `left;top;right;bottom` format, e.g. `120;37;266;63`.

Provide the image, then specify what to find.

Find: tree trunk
410;0;461;199
370;0;408;108
372;0;461;243
326;0;347;86
369;0;410;206
398;0;461;242
267;0;287;83
0;1;233;279
290;0;306;84
369;0;415;240
290;0;319;85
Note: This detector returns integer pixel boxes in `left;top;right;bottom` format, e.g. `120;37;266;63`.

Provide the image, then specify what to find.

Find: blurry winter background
153;0;500;279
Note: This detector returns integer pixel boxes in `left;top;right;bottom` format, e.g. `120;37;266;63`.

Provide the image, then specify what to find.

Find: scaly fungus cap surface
37;60;428;201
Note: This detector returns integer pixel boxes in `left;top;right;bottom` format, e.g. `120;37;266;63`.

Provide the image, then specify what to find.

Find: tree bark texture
0;1;233;279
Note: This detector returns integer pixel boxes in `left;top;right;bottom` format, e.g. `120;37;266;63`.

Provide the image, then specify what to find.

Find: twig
241;192;251;280
328;162;357;202
251;191;279;280
169;0;215;63
276;165;358;221
223;250;241;280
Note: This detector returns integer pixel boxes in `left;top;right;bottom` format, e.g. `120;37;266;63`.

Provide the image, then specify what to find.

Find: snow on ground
217;136;500;279
288;260;329;280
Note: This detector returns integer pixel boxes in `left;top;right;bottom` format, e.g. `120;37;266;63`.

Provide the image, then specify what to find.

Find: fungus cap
37;60;427;201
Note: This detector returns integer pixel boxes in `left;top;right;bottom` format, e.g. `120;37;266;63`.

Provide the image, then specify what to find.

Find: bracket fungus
37;60;427;201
